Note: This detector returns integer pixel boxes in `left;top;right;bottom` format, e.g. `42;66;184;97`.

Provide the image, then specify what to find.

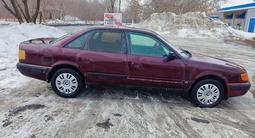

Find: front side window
87;30;125;54
64;33;91;49
128;32;170;57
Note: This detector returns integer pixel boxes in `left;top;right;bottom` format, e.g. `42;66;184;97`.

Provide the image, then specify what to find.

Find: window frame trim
62;31;93;50
85;29;128;54
125;31;175;58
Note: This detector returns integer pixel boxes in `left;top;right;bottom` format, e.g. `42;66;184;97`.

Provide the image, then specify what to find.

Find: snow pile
47;19;66;24
134;12;255;39
0;23;65;89
46;16;86;25
64;15;81;21
46;19;86;25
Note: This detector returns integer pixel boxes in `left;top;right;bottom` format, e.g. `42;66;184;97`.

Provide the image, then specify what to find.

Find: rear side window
64;33;91;49
87;30;125;54
128;32;170;57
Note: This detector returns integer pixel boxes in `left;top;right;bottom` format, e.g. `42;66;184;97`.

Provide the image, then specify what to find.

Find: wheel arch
47;64;84;83
189;75;228;99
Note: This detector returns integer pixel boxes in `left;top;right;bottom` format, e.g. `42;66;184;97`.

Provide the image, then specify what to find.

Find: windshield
50;33;73;44
157;34;191;58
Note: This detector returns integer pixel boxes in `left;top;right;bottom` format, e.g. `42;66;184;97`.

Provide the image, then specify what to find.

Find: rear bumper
17;63;51;81
227;82;251;97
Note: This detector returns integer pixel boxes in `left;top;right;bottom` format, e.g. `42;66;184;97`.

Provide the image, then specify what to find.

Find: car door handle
84;59;92;64
130;62;135;65
129;62;142;68
78;57;92;64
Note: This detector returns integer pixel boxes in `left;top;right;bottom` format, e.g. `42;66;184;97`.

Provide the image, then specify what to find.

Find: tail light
19;50;26;60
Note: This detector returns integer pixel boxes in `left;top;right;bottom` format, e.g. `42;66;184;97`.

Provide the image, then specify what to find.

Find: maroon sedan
17;26;251;108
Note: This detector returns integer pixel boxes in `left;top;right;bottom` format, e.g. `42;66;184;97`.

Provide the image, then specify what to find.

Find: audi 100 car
17;26;251;108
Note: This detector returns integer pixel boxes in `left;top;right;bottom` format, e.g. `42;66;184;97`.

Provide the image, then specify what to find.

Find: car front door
126;32;186;89
80;29;128;84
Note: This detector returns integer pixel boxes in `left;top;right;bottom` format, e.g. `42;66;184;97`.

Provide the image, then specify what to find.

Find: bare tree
1;0;23;23
126;0;141;23
57;0;104;22
105;0;116;13
1;0;41;24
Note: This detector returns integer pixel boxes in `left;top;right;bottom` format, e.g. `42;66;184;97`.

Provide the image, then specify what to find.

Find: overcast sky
221;0;254;8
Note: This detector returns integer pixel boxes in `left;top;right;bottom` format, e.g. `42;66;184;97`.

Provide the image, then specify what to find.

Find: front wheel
51;68;84;98
191;79;224;108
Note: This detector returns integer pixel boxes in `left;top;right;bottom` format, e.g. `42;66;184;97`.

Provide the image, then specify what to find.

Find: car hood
189;54;245;71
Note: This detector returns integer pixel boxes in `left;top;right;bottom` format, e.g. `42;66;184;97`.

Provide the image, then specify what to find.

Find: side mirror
181;48;192;56
163;53;176;62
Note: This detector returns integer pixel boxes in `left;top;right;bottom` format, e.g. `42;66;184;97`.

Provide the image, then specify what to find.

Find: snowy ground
0;24;65;89
0;25;255;138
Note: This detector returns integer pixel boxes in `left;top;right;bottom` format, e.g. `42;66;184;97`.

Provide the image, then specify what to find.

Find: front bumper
227;82;251;97
17;63;51;81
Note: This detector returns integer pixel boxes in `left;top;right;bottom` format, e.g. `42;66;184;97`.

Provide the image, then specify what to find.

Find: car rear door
126;32;186;89
80;29;128;84
52;32;94;73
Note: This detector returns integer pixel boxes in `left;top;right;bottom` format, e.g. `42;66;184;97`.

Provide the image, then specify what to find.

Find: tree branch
22;0;31;21
16;0;29;22
32;0;41;23
1;0;17;17
10;0;24;23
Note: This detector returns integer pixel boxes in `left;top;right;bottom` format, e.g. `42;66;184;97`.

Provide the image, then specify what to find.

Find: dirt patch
243;39;255;47
251;75;255;98
31;134;36;138
96;119;114;129
190;117;210;124
0;67;7;71
2;104;46;127
44;115;54;122
113;113;122;117
9;104;46;116
2;119;13;127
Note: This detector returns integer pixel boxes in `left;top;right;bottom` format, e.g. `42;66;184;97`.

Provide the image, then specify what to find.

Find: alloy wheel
55;73;78;94
196;84;220;105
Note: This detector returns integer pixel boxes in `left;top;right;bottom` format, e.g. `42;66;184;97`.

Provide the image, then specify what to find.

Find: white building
219;2;255;32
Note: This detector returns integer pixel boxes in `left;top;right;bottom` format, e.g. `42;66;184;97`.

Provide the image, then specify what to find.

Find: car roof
81;26;159;36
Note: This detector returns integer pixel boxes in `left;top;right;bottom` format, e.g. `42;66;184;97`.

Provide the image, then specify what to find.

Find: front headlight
241;73;249;82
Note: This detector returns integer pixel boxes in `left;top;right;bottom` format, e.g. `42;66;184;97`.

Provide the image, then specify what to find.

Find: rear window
50;33;73;44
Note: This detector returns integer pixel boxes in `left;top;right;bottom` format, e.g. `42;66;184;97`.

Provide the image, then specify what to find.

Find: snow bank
0;23;65;89
134;12;255;40
64;15;81;21
47;15;84;25
46;19;86;25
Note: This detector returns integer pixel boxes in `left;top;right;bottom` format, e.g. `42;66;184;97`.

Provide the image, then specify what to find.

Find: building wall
244;8;255;32
220;11;247;31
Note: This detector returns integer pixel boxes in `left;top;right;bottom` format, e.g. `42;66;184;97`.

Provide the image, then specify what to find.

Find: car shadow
74;85;255;110
42;82;255;110
76;85;195;107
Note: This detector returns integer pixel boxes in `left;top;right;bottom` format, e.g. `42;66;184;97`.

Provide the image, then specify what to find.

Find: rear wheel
191;79;224;108
51;68;83;98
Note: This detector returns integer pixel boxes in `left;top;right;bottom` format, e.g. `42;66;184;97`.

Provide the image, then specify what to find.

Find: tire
51;68;84;98
191;79;224;108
